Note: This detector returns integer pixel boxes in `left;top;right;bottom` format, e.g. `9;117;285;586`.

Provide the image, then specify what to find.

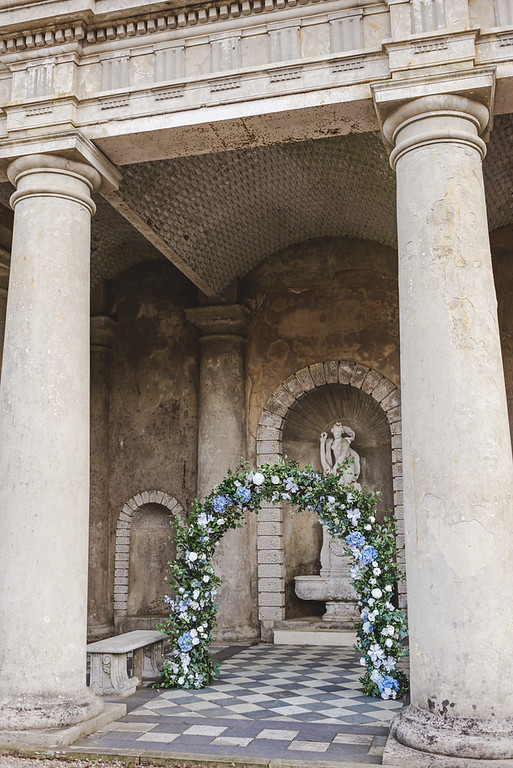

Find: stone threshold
3;745;390;768
272;619;357;646
0;703;126;749
383;734;513;767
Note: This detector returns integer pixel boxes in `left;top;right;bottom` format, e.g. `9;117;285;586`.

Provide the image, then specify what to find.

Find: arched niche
114;490;184;632
282;383;393;619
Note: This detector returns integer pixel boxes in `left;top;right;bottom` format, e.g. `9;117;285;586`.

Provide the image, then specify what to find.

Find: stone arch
114;490;185;627
256;361;404;633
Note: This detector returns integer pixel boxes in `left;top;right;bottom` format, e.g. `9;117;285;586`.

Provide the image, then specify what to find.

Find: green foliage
157;460;408;700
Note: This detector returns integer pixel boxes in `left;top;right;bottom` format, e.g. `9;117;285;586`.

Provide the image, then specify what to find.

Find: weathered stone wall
89;261;199;636
243;237;400;624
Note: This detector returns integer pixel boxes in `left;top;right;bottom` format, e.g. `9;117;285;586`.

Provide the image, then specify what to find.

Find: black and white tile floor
73;645;406;764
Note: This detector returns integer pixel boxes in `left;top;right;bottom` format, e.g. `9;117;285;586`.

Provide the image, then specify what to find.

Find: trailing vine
158;461;408;700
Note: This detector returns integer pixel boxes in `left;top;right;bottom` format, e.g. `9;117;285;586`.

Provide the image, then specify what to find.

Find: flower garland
158;461;408;700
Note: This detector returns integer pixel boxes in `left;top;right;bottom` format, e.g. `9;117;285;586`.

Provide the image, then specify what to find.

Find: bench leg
89;652;139;698
141;642;164;681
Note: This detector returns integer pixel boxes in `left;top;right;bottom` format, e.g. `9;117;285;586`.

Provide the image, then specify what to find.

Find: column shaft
0;155;103;730
382;93;513;761
187;305;257;641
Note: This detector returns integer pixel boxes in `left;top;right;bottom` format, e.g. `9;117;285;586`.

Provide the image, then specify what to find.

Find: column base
0;702;126;749
384;732;513;767
385;705;513;764
0;689;104;731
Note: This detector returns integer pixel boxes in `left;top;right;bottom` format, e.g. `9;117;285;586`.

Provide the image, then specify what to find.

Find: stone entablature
0;0;512;167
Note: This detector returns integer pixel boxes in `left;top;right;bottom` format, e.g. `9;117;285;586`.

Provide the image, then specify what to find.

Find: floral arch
158;462;408;701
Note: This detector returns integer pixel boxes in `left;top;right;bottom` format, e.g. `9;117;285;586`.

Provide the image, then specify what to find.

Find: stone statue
319;423;361;489
294;421;361;624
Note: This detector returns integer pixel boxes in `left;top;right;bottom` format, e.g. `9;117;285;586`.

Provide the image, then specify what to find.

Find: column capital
0;131;120;194
185;304;251;341
372;68;496;165
90;316;117;352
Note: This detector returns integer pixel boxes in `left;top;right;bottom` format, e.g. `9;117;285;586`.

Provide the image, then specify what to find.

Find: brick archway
113;490;185;624
256;360;404;632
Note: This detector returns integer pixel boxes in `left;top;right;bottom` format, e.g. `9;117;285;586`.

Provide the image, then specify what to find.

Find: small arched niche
282;383;393;619
125;503;176;628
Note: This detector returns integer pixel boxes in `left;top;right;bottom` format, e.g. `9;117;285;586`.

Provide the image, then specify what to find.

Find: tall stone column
88;316;117;641
186;304;257;640
0;155;107;734
374;76;513;763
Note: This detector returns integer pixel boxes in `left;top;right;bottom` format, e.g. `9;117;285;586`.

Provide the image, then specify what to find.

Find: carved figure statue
320;422;361;489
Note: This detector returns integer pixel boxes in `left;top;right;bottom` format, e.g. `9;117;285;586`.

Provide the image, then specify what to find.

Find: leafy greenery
158;460;408;699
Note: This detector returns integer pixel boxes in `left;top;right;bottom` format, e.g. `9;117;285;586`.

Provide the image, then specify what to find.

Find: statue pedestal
294;525;358;627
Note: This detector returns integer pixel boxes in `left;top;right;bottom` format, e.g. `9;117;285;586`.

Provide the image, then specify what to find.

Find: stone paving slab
70;644;405;766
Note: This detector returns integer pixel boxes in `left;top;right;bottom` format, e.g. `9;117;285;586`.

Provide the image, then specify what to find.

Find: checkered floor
73;644;406;764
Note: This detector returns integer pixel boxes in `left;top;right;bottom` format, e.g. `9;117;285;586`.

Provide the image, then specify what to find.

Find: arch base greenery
158;461;408;701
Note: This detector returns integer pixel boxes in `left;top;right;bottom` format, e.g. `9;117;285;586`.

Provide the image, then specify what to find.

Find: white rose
371;588;383;599
188;552;198;562
271;475;281;485
253;472;265;486
385;638;393;648
385;585;393;592
190;628;197;637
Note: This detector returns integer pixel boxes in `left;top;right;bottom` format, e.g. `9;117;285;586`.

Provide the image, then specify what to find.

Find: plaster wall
89;261;199;635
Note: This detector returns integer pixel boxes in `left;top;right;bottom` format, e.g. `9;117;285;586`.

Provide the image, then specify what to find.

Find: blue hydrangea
177;631;193;652
213;495;231;514
235;486;252;504
346;531;366;549
378;675;399;693
360;545;379;565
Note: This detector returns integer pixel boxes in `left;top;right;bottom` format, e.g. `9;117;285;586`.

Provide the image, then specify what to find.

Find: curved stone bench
87;630;165;698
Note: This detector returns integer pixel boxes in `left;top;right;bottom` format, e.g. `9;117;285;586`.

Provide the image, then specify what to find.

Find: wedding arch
157;460;408;701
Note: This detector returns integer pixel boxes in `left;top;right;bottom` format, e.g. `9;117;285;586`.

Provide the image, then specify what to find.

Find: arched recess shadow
114;490;185;632
256;361;404;633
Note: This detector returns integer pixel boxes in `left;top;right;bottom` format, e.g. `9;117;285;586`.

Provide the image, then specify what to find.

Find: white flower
369;516;375;523
193;589;200;599
373;567;382;576
190;628;197;637
187;551;198;562
370;578;377;585
385;585;393;592
253;472;265;486
368;598;375;606
203;575;210;583
191;601;199;610
364;524;372;531
370;669;382;684
271;475;281;485
197;512;209;526
371;588;383;599
217;518;225;526
178;676;184;685
385;638;393;648
192;637;200;645
383;656;396;672
368;644;385;663
359;657;366;666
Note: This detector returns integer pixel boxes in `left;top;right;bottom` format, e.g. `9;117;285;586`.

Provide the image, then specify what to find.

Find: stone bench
87;630;166;698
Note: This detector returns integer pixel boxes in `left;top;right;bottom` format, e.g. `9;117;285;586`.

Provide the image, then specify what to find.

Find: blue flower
346;531;366;549
178;632;193;652
378;676;399;693
213;495;231;514
235;486;252;504
360;545;379;565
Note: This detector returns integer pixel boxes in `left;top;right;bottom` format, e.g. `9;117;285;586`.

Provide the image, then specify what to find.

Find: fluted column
375;76;513;764
0;154;105;733
88;316;117;640
186;304;257;640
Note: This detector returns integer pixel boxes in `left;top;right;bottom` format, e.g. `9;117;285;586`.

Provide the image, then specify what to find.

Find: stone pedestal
88;315;117;641
374;74;513;763
294;525;358;625
186;304;257;641
0;154;107;733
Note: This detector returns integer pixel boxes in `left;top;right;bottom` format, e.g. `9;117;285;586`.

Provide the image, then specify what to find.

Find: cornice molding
0;0;386;53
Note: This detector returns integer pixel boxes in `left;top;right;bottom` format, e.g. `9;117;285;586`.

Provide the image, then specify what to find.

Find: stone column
186;304;256;640
0;155;104;732
375;80;513;763
88;316;117;641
